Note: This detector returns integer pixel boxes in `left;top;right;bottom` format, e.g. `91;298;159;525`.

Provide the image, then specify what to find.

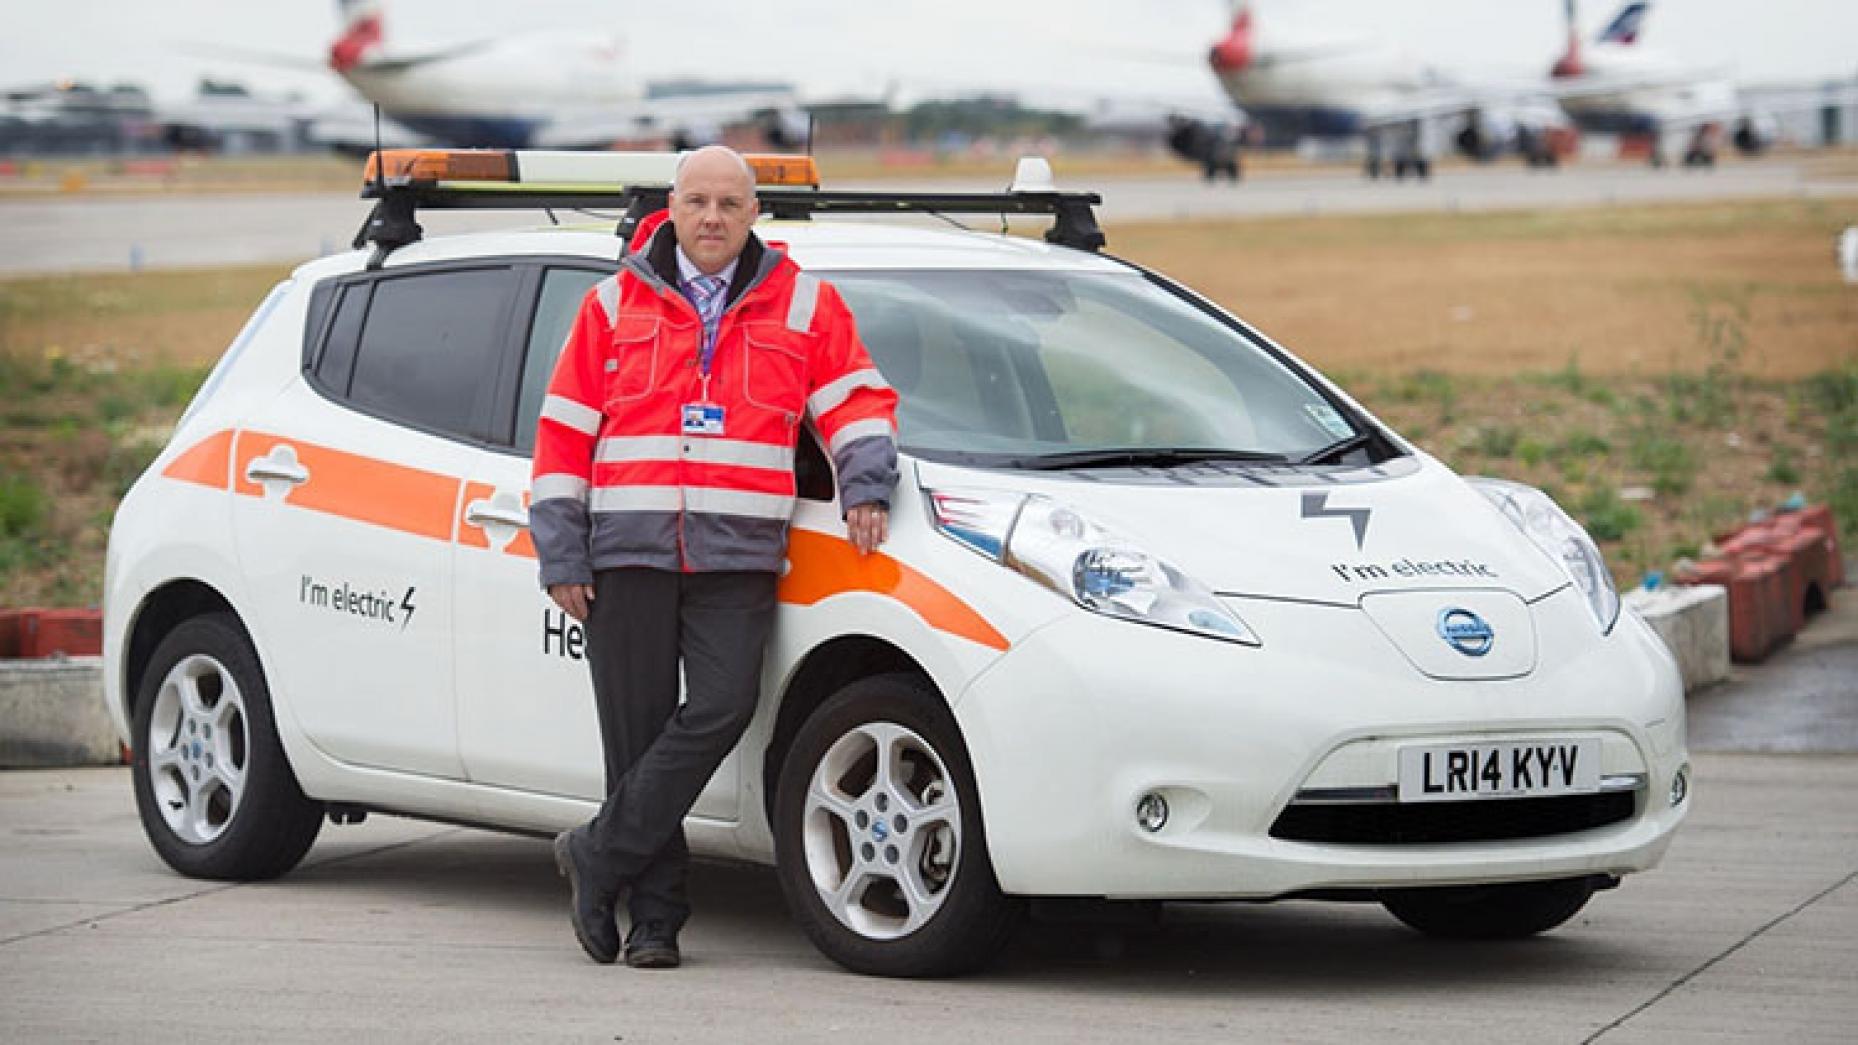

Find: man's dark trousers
581;567;777;932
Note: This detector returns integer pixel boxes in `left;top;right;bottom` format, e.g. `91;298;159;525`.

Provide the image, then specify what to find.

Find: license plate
1397;739;1601;802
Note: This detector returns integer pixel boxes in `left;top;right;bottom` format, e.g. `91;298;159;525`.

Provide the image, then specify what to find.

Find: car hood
911;453;1570;605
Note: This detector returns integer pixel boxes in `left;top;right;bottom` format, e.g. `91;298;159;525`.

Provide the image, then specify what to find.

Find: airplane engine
1165;116;1241;182
759;108;811;150
1733;113;1777;155
1454;123;1491;161
1454;111;1514;163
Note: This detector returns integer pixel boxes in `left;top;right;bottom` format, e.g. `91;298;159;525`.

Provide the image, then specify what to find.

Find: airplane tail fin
1552;0;1586;77
330;1;386;72
1595;2;1649;46
1209;4;1254;75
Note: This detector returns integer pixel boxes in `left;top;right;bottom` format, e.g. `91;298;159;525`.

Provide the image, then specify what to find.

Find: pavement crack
0;881;240;948
1583;866;1858;1043
0;827;461;949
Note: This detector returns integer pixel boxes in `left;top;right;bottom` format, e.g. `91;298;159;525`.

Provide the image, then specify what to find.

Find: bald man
531;146;900;968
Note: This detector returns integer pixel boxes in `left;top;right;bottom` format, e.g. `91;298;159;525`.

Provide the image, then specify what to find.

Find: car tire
773;673;1020;977
130;612;323;880
1381;876;1597;940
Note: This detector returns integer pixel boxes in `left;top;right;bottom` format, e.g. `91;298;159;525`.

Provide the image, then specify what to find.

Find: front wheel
130;613;323;880
1381;877;1597;939
773;674;1019;977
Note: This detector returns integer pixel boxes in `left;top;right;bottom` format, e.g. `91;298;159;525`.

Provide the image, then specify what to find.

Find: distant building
1742;80;1858;147
0;78;324;156
0;81;160;155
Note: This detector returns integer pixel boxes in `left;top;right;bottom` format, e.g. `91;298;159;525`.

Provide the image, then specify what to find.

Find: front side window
513;267;607;454
827;269;1371;467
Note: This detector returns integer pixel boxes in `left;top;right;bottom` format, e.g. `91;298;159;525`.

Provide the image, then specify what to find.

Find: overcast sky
2;0;1854;106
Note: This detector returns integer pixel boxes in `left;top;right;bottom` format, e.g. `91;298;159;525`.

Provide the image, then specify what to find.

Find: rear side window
314;266;518;442
314;283;370;397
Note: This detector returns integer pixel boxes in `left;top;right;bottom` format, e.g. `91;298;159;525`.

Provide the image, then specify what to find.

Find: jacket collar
622;211;785;310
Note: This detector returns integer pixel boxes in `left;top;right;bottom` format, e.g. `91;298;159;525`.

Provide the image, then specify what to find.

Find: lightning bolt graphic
400;586;417;631
1301;492;1371;550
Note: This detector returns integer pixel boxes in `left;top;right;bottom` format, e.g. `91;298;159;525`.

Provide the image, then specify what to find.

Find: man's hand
548;582;596;622
845;503;889;555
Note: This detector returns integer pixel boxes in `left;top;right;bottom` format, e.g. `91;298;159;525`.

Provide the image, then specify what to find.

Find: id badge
681;403;726;436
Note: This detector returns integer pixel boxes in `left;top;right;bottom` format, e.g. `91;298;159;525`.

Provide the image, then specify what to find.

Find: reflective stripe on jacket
530;211;900;585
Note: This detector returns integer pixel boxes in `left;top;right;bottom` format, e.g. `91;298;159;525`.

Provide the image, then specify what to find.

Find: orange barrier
1679;503;1842;664
1682;556;1791;663
6;609;103;659
1800;505;1844;588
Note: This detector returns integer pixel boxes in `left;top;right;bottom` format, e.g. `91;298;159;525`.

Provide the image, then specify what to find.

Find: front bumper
953;586;1689;899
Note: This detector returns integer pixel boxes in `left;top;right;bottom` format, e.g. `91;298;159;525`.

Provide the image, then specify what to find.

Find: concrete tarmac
0;755;1852;1042
4;157;1855;276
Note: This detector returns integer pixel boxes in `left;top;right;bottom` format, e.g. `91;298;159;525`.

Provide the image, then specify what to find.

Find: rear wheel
773;674;1019;977
131;613;322;880
1381;877;1597;939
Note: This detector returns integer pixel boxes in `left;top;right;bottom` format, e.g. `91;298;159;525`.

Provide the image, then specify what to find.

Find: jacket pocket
742;327;808;417
606;317;659;405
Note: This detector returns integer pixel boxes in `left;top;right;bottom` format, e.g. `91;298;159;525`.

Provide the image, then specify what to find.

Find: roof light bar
360;148;818;192
743;153;820;189
363;149;516;187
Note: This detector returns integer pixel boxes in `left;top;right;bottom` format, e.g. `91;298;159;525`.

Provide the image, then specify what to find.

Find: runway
2;158;1855;276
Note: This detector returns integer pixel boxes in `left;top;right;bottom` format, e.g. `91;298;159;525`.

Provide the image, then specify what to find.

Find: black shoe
624;920;682;969
553;829;619;964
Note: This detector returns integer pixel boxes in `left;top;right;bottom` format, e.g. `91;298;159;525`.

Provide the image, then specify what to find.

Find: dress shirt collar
674;245;738;288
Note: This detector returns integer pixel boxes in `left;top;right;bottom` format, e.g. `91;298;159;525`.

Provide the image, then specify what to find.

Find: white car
104;151;1689;977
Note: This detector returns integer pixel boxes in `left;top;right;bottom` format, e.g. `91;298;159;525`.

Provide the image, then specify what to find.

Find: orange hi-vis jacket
529;210;900;585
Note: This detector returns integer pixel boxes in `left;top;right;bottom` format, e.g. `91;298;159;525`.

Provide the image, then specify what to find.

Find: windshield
826;269;1366;467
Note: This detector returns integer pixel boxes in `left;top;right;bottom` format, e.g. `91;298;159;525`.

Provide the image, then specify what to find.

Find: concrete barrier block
0;657;122;768
1626;584;1732;693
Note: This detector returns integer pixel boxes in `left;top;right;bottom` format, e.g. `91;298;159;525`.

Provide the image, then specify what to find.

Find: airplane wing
1354;84;1565;131
1584;79;1858;132
354;41;502;75
527;89;811;150
1346;68;1773;132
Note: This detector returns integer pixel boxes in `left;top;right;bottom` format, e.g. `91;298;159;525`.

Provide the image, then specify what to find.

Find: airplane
212;1;811;151
1200;1;1579;180
1549;1;1782;167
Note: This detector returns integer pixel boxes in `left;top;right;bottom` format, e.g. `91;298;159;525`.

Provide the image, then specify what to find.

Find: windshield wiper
1300;433;1373;465
1013;447;1291;471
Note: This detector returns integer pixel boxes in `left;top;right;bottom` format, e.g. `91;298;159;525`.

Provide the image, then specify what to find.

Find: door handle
244;448;309;485
466;500;530;529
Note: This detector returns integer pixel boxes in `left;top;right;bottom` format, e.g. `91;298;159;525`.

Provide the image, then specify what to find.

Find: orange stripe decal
505;489;538;559
780;528;1009;651
457;481;495;550
160;429;235;489
457;482;539;559
233;430;459;542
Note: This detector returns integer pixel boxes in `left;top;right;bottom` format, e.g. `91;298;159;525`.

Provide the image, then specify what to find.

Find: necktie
685;274;727;375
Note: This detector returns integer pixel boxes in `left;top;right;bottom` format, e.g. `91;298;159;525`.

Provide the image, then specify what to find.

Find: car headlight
926;488;1261;646
1469;477;1620;634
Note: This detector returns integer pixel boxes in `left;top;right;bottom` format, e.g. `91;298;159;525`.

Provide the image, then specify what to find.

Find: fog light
1669;764;1690;807
1135;793;1169;833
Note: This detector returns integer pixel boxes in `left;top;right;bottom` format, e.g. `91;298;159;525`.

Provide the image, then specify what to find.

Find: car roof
290;216;1135;283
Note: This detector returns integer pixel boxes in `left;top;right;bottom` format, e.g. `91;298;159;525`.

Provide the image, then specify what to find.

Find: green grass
1628;430;1698;498
1804;364;1858;544
0;471;52;578
1553;431;1612;461
1472;425;1520;459
1767;446;1801;486
1577;485;1643;542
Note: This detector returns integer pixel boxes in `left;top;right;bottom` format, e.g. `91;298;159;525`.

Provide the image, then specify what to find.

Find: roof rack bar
355;182;1109;260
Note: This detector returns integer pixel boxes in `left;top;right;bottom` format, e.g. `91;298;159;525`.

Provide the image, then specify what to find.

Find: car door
229;262;522;780
451;263;616;802
453;262;846;819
